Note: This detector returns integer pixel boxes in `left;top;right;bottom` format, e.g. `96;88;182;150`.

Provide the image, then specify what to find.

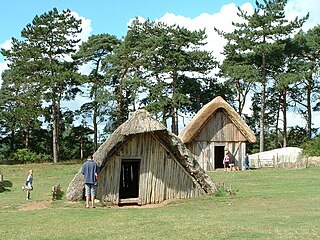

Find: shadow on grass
0;180;13;192
56;160;84;165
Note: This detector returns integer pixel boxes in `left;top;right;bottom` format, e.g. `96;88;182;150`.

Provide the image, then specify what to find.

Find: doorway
214;146;225;169
119;159;140;199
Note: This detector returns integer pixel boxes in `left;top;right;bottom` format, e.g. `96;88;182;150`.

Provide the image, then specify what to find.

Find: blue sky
0;0;255;43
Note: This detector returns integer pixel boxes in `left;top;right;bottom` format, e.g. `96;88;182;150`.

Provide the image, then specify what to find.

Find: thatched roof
179;96;257;144
67;109;216;201
93;109;167;167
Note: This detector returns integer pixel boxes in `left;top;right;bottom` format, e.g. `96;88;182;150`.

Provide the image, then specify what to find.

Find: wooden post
0;173;3;183
306;157;309;168
0;172;3;190
272;156;275;168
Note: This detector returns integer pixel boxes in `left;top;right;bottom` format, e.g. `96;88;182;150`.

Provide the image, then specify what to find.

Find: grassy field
0;163;319;240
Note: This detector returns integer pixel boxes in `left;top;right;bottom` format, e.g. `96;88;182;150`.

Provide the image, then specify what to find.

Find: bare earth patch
117;199;178;209
18;200;51;211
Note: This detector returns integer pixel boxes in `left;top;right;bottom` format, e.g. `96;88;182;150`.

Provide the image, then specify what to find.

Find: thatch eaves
179;96;257;144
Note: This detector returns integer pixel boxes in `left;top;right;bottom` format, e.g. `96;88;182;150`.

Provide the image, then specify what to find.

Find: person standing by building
244;153;250;170
223;151;230;171
81;155;99;208
22;169;33;200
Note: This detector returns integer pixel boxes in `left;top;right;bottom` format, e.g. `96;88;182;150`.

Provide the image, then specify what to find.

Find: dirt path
18;200;51;211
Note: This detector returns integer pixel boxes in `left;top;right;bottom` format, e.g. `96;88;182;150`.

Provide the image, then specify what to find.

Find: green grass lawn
1;163;320;240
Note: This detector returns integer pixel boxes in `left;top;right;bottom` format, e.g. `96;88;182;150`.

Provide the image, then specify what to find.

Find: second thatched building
179;96;257;171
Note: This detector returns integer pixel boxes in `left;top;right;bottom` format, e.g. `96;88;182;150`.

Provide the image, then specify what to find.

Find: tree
73;34;121;151
126;19;217;134
2;8;83;162
290;26;320;139
102;23;148;130
59;110;94;160
0;51;43;153
216;0;307;152
217;38;259;115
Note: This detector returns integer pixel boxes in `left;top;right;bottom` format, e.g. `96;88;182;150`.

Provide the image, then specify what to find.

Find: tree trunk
52;101;59;163
237;81;242;115
282;89;287;147
10;129;15;152
260;53;266;152
93;100;98;152
171;108;178;135
23;129;30;149
306;82;312;139
171;73;179;135
118;67;128;124
260;82;266;152
275;94;280;148
80;138;84;160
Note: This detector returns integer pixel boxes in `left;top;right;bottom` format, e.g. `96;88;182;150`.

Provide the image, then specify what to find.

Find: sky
0;0;319;130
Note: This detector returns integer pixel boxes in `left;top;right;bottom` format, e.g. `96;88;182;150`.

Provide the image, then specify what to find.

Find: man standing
81;155;99;208
244;153;250;170
223;151;230;171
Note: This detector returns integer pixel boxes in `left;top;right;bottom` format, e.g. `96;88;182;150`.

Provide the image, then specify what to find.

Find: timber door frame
119;159;141;205
214;145;225;169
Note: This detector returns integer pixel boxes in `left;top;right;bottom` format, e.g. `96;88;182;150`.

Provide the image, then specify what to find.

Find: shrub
9;149;53;164
215;183;238;197
301;136;320;156
51;184;64;200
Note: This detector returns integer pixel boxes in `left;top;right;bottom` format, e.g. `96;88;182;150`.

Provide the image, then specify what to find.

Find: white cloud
157;3;254;63
0;39;12;51
0;39;11;85
0;61;9;85
70;11;92;44
285;0;320;31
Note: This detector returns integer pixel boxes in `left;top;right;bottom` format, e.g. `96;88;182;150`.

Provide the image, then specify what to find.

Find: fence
250;155;320;169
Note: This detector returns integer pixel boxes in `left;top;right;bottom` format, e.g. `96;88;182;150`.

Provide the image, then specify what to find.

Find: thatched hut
67;109;216;205
179;96;257;171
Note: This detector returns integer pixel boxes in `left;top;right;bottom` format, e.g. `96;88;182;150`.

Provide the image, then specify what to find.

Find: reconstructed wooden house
179;96;257;171
67;109;216;206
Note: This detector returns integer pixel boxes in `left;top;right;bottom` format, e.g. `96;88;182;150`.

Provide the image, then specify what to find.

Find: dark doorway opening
119;159;140;199
214;146;225;169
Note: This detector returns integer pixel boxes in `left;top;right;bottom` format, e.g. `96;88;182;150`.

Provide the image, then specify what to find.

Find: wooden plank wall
97;133;203;205
188;141;246;171
195;111;247;142
96;155;121;204
185;110;248;171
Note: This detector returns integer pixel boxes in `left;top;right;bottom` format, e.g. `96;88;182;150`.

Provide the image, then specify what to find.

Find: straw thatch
93;109;167;167
179;96;256;144
67;109;217;204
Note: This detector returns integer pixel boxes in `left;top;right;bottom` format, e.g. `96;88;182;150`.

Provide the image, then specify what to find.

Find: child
223;152;230;171
22;170;33;200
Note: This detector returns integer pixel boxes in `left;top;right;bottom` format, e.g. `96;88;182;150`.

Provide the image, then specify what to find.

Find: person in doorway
81;155;99;208
244;153;250;170
22;169;33;200
223;151;230;171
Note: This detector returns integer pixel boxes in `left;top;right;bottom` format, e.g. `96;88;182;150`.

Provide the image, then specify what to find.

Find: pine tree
1;8;83;162
73;34;120;151
217;0;307;151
